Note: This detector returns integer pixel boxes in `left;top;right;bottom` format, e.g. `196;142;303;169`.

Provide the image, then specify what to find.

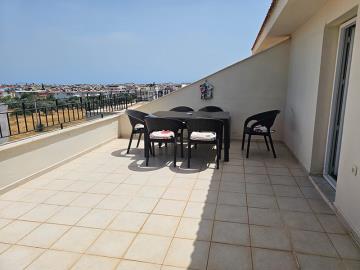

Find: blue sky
0;0;270;84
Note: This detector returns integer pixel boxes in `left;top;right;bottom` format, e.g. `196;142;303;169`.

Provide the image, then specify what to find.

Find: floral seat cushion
150;130;175;140
190;131;216;141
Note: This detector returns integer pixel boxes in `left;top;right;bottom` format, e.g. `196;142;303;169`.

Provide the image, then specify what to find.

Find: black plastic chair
144;117;184;167
126;110;148;154
187;118;223;169
242;110;280;158
170;106;194;112
198;106;223;112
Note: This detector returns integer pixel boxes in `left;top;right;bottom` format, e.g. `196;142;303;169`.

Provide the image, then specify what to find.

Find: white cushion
190;131;216;141
254;125;268;133
134;123;144;130
150;130;175;140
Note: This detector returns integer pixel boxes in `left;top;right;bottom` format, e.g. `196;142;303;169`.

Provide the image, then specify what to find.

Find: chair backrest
186;118;223;137
245;110;280;130
170;106;194;112
144;116;184;134
126;109;149;127
198;106;223;112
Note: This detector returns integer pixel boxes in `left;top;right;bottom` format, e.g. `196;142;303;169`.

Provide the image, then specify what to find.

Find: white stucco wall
0;115;119;190
283;0;360;236
119;41;290;141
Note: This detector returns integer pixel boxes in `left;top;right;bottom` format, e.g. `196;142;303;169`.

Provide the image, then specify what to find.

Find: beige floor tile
169;178;196;190
215;205;248;223
116;260;161;270
42;179;74;191
124;234;171;264
268;175;296;186
102;173;129;183
282;211;323;231
146;177;173;187
329;234;360;260
0;220;39;244
108;211;148;232
161;266;186;270
153;199;187;216
21;189;57;203
141;214;180;236
212;221;250;246
218;191;246;206
87;230;135;258
64;182;96;192
0;201;36;219
183;202;216;219
246;183;273;195
189;190;218;203
207;243;251;270
0;218;12;229
77;208;117;229
267;167;291;176
277;197;312;212
317;214;347;234
71;254;119;270
45;191;81;205
138;186;166;198
112;184;142;196
164;238;209;269
247;194;277;209
244;160;264;167
26;249;80;270
296;253;344;270
248;208;283;227
48;206;90;225
307;199;334;214
124;197;159;213
19;204;61;222
96;195;132;210
175;217;213;241
19;223;69;248
162;188;191;201
245;166;267;175
223;166;245;174
193;179;220;191
124;174;150;185
0;243;10;254
70;193;106;208
222;172;244;182
252;248;297;270
273;185;303;197
343;260;360;270
0;188;34;201
300;186;322;199
250;225;291;251
87;182;119;194
245;174;270;184
52;226;101;253
290;229;338;257
220;182;246;193
0;245;44;269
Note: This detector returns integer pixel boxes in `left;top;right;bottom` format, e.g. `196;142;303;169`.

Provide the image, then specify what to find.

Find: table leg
224;120;230;162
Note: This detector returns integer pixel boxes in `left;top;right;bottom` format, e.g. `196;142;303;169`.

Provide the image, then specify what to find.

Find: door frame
324;18;356;188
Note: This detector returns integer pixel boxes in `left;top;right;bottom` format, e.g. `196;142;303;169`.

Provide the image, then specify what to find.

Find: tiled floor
0;139;359;270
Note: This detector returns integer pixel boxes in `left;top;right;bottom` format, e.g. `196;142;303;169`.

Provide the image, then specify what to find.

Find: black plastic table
153;111;231;162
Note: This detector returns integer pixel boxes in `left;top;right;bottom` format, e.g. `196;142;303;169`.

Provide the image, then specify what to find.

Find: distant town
0;82;190;101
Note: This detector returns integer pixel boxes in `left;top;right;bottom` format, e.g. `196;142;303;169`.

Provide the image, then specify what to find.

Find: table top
153;111;230;120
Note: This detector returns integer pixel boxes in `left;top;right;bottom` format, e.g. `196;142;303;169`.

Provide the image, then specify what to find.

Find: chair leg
246;134;252;158
242;132;246;150
264;135;270;151
187;142;191;168
216;141;220;169
180;130;184;158
173;140;177;167
145;136;149;166
268;134;277;158
152;142;155;156
136;132;142;148
165;142;168;148
127;131;134;154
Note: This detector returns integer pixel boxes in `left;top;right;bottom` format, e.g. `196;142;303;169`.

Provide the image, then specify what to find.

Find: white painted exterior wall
0;104;9;145
0;115;119;190
281;0;360;237
119;41;290;141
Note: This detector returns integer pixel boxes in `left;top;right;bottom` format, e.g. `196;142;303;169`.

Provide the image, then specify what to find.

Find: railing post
125;95;128;110
22;102;28;132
